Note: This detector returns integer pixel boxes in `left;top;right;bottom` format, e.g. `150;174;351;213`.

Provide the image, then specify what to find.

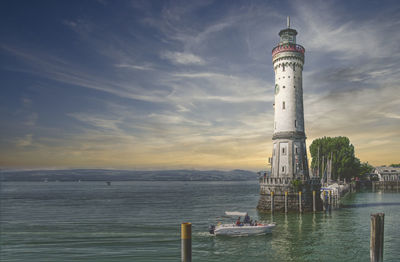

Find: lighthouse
271;16;308;180
257;18;321;212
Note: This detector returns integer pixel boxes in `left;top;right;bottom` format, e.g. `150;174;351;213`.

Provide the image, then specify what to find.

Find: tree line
309;136;373;181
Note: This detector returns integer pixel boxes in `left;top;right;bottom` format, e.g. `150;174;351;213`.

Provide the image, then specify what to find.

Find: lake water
1;180;399;261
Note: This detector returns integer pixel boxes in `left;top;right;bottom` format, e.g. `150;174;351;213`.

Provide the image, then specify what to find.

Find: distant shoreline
0;169;258;182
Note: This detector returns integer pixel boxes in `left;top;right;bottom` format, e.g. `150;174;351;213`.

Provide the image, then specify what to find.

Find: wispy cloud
114;63;154;71
16;134;33;147
161;51;205;65
0;45;168;103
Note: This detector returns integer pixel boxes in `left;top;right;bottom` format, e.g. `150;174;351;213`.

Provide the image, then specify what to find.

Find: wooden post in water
312;190;316;212
284;191;288;213
322;191;326;211
335;191;338;207
271;191;274;213
328;190;332;211
298;191;302;213
181;222;192;262
370;213;384;262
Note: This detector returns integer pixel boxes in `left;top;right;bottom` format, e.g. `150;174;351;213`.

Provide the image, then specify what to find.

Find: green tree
359;162;374;175
390;163;400;168
309;136;361;181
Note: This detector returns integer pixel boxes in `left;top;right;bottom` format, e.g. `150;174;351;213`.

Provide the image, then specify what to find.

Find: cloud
114;63;154;71
0;45;168;103
161;51;205;65
295;1;400;60
68;113;122;131
16;134;33;147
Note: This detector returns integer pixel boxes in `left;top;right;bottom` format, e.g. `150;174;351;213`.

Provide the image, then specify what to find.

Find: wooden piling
271;191;274;213
312;190;316;212
323;191;326;211
298;191;302;213
284;191;288;213
370;213;384;262
181;222;192;262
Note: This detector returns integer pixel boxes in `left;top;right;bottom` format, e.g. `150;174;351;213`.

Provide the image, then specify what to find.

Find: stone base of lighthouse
257;177;322;212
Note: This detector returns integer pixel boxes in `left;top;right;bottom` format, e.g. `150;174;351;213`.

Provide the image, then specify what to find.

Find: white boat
209;211;276;236
210;223;275;236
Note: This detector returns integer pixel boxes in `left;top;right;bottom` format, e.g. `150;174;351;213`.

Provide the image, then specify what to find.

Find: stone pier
257;176;322;212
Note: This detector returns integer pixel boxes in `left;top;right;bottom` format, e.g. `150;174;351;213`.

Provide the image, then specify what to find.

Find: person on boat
236;217;241;226
244;213;250;224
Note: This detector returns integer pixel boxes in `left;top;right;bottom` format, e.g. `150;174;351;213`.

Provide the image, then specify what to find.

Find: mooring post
271;191;274;213
370;213;384;262
328;190;332;211
335;191;338;207
284;191;288;213
322;191;326;211
298;191;302;213
181;222;192;262
312;190;316;212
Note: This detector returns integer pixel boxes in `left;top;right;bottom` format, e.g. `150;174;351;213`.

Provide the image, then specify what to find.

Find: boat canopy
225;211;247;217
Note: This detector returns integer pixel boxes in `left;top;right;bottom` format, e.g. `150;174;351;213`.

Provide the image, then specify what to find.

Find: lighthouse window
283;85;285;89
288;76;290;78
295;120;297;127
293;64;296;71
282;65;285;72
282;101;285;109
282;147;286;155
282;166;285;172
294;85;296;89
295;147;298;154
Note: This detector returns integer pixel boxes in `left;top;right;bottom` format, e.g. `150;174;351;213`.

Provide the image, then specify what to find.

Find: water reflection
341;202;400;208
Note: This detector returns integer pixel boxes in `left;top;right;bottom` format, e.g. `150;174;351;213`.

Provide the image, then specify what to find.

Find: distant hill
0;169;258;182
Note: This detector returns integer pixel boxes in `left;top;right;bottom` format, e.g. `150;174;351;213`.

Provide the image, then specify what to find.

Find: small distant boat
209;211;275;236
106;181;111;186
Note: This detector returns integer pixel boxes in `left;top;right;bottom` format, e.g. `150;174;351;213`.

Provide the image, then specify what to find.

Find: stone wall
257;181;322;212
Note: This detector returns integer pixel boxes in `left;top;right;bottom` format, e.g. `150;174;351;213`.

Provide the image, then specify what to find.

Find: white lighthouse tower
257;18;320;212
271;17;309;180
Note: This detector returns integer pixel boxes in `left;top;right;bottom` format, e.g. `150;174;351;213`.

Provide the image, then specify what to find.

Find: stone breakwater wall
372;181;400;191
257;179;322;212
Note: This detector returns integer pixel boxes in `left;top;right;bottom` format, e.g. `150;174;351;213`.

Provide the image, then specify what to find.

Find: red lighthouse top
272;17;305;57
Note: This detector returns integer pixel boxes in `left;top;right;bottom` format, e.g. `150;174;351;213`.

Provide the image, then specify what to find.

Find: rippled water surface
1;180;399;261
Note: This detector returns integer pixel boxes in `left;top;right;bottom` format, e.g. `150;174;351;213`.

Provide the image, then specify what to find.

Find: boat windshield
225;211;247;217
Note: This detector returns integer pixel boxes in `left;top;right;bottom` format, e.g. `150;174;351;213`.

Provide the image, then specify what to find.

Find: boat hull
214;224;275;236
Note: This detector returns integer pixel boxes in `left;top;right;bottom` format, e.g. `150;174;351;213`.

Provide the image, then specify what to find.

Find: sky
0;0;399;170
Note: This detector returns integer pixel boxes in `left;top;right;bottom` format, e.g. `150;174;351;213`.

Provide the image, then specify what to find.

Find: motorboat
209;212;275;236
